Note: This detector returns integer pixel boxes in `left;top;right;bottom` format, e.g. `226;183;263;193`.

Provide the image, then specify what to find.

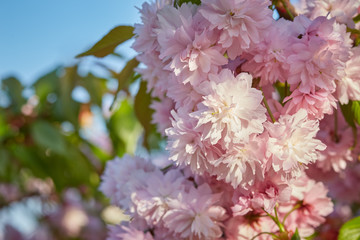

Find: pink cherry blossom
107;224;154;240
242;18;292;86
191;70;267;146
163;183;228;240
279;177;334;237
286;15;352;94
150;97;175;136
165;110;224;174
283;88;337;120
302;0;360;28
132;0;171;54
156;3;227;86
336;46;360;104
131;169;188;226
199;0;273;59
264;109;326;177
99;155;155;210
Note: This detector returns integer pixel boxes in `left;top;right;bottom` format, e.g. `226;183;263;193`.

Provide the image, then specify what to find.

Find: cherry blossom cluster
100;0;360;239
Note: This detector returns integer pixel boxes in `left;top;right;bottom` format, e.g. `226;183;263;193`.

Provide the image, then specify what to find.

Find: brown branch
273;0;298;21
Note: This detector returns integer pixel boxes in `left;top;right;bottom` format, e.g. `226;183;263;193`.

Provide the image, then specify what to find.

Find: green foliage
174;0;201;6
134;81;162;150
291;229;301;240
339;216;360;240
76;26;134;58
110;57;140;109
1;77;26;113
31;120;67;156
340;101;360;128
353;14;360;24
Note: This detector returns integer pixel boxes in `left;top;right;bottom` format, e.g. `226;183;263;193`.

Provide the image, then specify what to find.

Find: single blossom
163;183;228;240
264;109;326;178
199;0;273;59
191;70;267;147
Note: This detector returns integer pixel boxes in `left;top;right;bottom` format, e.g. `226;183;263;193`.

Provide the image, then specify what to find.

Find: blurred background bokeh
0;1;161;239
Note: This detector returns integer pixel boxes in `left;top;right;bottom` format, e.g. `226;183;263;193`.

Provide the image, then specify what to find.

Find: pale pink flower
163;183;228;240
99;155;155;210
279;177;334;237
242;18;292;86
156;4;227;86
166;75;203;112
132;0;171;53
199;0;273;59
303;0;360;28
150;97;175;136
264;109;326;177
315;113;354;172
286;16;351;94
211;136;266;188
336;46;360;104
165;110;224;174
232;169;291;215
327;164;360;204
136;52;171;98
131;169;188;226
225;214;276;240
284;89;337;120
191;70;267;146
107;224;154;240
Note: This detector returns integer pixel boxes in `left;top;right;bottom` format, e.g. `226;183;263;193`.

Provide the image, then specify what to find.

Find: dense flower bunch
100;0;360;239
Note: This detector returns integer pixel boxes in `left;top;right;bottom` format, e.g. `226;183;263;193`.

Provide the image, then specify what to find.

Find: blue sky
0;0;145;84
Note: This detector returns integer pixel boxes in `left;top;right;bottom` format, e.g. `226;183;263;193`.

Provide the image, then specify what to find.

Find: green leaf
175;0;201;7
1;77;26;113
291;229;301;240
347;27;360;35
340;101;356;128
76;26;134;58
354;14;360;24
340;101;360;129
109;57;140;110
351;101;360;125
134;81;154;150
114;58;140;92
108;99;141;156
30;120;67;156
339;216;360;240
33;68;60;102
81;73;108;106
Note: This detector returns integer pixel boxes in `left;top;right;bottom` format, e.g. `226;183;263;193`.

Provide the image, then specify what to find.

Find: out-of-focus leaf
352;101;360;125
53;66;80;127
175;0;201;6
114;58;139;92
1;77;26;113
81;73;108;106
340;101;356;128
76;26;134;58
108;99;141;156
347;27;360;35
30;120;67;156
340;101;360;128
0;148;10;179
353;14;360;24
291;229;301;240
33;68;60;102
339;216;360;240
109;58;140;110
10;144;48;178
134;81;159;150
0;113;10;141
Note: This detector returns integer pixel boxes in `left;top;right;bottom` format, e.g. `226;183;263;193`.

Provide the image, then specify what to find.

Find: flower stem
261;87;276;123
